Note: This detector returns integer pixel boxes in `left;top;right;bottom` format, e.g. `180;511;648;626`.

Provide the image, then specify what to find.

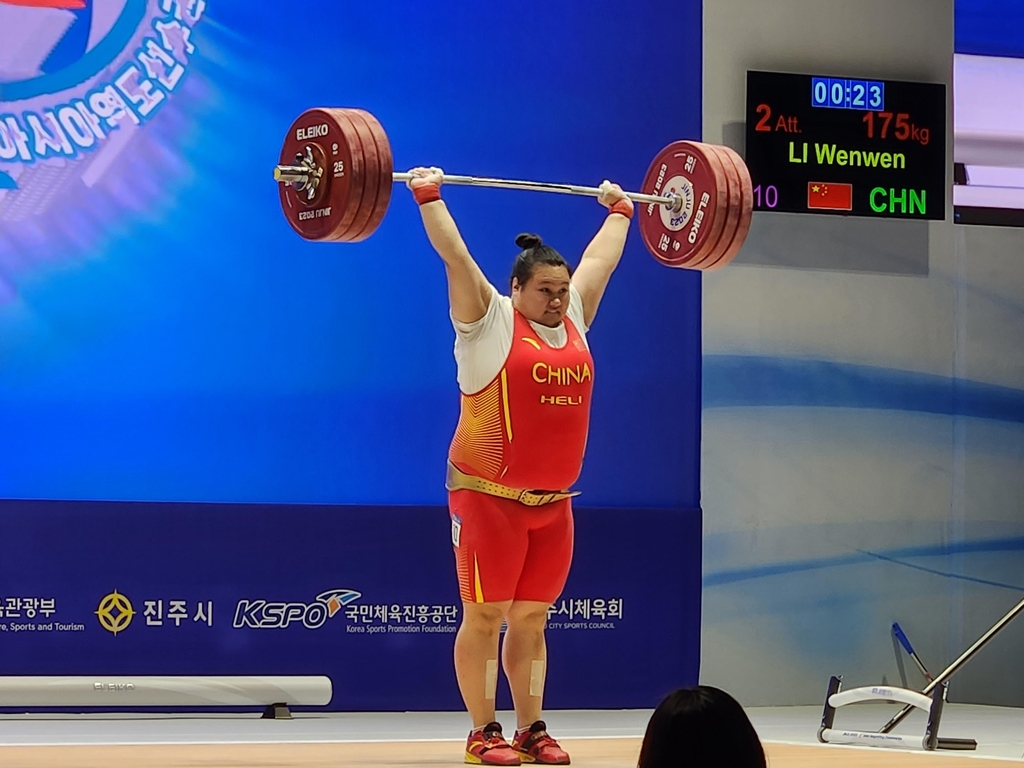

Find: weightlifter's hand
597;180;634;216
406;166;444;190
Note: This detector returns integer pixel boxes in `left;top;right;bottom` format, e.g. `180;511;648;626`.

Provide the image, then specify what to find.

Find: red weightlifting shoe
465;722;521;766
512;721;571;765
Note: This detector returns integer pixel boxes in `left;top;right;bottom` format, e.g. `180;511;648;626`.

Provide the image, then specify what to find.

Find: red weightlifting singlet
449;309;594;491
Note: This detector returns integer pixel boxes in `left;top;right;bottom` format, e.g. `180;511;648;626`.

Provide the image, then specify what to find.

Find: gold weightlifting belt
446;462;579;507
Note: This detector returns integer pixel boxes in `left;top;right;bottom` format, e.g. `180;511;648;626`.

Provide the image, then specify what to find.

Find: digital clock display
745;71;946;220
810;77;884;110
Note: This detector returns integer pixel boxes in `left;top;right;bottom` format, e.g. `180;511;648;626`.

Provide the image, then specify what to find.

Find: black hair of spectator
638;686;766;768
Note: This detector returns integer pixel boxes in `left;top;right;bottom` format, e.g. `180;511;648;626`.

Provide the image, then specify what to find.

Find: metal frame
819;594;1024;753
880;595;1024;734
818;676;953;751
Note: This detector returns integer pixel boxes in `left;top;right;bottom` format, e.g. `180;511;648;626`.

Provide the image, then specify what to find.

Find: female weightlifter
406;166;632;766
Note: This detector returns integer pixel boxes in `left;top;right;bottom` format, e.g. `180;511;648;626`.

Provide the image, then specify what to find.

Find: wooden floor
0;737;1004;768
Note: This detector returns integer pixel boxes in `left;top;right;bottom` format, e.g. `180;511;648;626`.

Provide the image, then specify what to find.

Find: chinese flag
807;182;853;211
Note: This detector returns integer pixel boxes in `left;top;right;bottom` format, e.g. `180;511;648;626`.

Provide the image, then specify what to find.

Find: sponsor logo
95;589;134;635
544;597;625;631
687;191;710;244
296;123;329;141
232;589;362;629
94;681;136;692
658;175;695;232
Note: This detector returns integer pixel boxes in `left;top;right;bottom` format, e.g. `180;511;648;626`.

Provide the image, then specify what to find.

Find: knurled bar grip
391;172;677;207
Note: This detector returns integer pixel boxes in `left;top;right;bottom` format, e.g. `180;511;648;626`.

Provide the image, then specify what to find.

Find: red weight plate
342;109;393;242
323;111;367;241
323;109;376;241
638;141;729;268
335;110;380;243
705;145;754;270
346;108;389;240
682;144;731;268
277;108;364;241
688;144;742;271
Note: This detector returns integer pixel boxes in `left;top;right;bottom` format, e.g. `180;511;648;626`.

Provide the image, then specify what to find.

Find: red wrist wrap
608;199;633;219
412;183;442;205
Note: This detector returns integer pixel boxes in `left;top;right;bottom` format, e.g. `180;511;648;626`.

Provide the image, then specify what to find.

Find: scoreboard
745;71;946;220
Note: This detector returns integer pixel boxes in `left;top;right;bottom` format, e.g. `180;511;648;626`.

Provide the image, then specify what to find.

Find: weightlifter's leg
450;491;528;765
505;500;574;765
501;600;549;728
455;600;512;727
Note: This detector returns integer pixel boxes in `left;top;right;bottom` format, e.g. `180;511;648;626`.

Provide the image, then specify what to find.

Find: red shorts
449;489;574;605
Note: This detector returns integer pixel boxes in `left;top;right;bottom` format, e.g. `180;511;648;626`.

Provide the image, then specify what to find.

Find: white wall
701;0;1024;708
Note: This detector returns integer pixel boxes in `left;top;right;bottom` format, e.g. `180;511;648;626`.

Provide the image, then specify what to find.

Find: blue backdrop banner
0;500;701;711
0;0;703;509
0;0;704;708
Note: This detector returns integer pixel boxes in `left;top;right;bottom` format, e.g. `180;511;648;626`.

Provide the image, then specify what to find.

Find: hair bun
515;233;543;250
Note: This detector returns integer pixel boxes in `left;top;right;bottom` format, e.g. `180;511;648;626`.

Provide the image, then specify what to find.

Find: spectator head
638;686;766;768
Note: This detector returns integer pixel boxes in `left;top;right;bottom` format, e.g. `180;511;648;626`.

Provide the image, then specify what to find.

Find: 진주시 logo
232;589;362;630
95;589;135;635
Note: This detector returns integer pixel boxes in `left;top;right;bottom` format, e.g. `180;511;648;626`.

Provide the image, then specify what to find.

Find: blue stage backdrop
0;0;703;709
0;500;701;711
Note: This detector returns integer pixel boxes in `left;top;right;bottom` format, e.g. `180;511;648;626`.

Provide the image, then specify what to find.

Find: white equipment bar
820;729;927;750
0;676;332;707
828;686;933;711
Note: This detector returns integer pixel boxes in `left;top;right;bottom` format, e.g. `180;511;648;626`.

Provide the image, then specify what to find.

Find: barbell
273;107;753;270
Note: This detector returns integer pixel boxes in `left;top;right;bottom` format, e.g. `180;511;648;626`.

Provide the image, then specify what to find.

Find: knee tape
485;659;498;700
529;660;545;698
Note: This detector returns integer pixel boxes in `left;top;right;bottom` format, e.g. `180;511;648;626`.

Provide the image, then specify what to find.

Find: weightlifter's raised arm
571;181;633;327
407;166;492;324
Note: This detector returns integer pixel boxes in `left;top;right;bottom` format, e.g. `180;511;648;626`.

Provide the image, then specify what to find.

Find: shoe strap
479;729;513;753
518;728;557;753
482;739;515;754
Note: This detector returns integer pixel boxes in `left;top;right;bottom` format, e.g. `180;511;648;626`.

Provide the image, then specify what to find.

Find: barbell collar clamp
274;165;312;185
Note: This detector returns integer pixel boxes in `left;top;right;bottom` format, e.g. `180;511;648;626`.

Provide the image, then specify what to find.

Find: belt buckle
517;490;544;507
519;490;555;507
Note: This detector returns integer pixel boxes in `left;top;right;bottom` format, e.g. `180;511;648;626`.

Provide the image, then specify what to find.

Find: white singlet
451;283;590;395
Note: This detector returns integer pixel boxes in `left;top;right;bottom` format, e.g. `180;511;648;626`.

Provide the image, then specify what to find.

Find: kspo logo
232;589;361;629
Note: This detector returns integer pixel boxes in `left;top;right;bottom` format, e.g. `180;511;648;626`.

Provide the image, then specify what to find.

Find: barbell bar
273;107;753;270
275;165;683;210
